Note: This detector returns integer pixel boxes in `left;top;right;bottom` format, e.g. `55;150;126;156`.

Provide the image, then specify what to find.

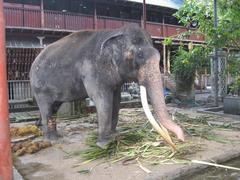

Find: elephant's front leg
94;90;114;149
111;88;121;133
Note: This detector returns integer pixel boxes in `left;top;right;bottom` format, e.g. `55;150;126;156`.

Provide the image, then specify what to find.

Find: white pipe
140;85;176;150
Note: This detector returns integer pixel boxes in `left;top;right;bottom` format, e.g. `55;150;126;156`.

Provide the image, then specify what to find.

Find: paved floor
10;111;39;123
14;167;23;180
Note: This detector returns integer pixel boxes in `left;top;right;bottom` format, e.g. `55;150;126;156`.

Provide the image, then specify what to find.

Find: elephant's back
29;30;96;91
33;30;96;66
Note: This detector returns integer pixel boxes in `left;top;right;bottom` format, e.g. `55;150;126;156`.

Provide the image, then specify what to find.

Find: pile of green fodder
174;112;232;143
79;112;231;164
80;122;199;165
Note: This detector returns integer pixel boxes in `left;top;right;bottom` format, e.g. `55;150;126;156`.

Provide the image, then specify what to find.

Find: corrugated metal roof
126;0;184;9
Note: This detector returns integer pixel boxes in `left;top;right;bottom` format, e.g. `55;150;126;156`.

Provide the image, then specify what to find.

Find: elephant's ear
100;31;123;54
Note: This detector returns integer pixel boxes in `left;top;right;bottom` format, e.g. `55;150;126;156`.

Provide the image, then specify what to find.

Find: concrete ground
13;167;24;180
12;104;240;180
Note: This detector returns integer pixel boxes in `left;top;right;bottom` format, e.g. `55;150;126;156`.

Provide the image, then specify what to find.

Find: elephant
30;25;184;148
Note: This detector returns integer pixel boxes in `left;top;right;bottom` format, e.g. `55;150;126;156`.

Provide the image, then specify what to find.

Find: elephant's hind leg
35;94;60;140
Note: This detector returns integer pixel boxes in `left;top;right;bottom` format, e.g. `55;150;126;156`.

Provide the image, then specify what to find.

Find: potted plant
172;46;210;104
173;47;196;101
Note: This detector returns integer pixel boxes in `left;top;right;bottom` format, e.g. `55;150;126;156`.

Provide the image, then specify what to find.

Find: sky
126;0;184;9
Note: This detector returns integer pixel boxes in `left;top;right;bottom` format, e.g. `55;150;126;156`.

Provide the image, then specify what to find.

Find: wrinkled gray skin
30;25;183;148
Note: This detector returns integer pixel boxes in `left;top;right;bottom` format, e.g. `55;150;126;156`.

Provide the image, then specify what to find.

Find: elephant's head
101;25;185;149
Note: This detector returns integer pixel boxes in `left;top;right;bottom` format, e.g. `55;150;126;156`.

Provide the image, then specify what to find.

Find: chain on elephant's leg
47;117;58;140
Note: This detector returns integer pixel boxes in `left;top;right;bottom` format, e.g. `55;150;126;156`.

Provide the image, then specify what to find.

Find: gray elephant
30;25;184;148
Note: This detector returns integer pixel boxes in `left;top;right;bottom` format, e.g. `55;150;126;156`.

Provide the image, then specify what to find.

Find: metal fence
7;79;139;112
8;80;36;112
8;80;32;101
8;80;137;100
121;82;136;92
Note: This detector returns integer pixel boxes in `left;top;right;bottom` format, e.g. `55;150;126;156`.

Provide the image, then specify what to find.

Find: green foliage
173;47;196;84
175;0;240;96
163;37;173;46
174;0;240;49
79;121;200;164
173;46;210;85
217;0;240;49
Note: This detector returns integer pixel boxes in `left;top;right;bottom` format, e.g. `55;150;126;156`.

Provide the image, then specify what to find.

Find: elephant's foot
45;118;59;140
42;129;60;141
111;129;119;138
97;133;116;149
46;130;59;140
96;140;110;149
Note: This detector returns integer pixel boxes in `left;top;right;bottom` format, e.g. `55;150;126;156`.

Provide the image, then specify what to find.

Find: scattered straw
137;158;151;174
79;121;200;165
10;125;43;138
76;111;234;169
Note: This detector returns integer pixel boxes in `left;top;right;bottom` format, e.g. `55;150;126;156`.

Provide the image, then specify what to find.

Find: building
4;0;204;110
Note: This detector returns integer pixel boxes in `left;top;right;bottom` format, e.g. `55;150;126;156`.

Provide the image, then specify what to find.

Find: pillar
93;0;97;30
0;1;13;179
40;0;44;28
167;48;171;73
142;0;146;29
163;44;167;74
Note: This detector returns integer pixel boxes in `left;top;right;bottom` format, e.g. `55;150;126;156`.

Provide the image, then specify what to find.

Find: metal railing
8;80;36;112
7;80;137;100
8;80;32;101
7;79;139;110
4;7;41;28
121;82;137;92
44;10;94;30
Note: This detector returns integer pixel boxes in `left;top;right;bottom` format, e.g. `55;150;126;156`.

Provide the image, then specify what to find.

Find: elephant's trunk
138;55;184;148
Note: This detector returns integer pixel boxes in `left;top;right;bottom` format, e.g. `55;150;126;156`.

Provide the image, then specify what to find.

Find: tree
174;0;240;49
174;0;240;97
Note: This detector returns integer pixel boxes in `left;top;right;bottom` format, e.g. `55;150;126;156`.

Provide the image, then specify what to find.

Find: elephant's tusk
140;86;176;151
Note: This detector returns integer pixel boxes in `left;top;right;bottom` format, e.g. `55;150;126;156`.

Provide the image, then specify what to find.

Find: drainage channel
180;157;240;180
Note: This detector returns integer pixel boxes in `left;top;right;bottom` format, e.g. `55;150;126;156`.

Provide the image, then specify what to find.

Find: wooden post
167;47;171;73
0;1;13;179
204;68;208;87
40;0;44;28
163;44;167;74
142;0;146;29
162;15;165;37
93;0;97;30
22;1;25;26
227;48;230;84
